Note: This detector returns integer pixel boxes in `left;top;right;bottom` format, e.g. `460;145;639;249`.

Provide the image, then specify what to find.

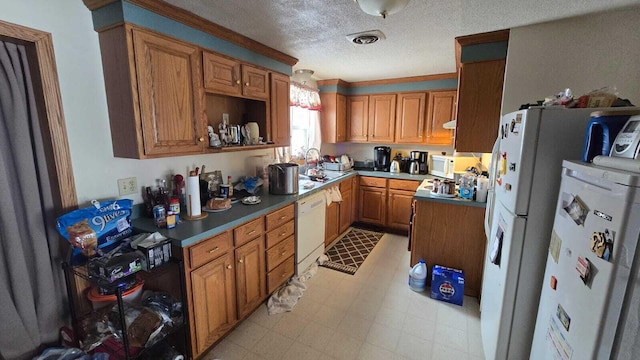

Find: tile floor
202;233;485;360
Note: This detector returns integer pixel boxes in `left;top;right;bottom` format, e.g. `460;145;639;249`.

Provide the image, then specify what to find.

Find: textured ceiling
164;0;640;82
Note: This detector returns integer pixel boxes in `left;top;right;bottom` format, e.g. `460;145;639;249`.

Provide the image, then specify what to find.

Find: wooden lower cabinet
358;185;386;226
325;202;340;246
185;204;295;358
339;185;353;234
387;189;415;231
410;199;486;297
190;252;236;355
235;237;266;318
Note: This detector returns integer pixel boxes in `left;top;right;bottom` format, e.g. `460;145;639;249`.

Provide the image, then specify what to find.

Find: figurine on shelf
208;126;221;147
218;115;229;146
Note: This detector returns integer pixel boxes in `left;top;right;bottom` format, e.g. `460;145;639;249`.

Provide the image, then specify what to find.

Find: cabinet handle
208;247;219;254
247;230;256;235
279;215;287;220
281;273;286;278
245;82;250;87
227;265;232;269
199;137;205;142
280;251;286;256
236;80;241;85
238;258;244;264
279;232;286;237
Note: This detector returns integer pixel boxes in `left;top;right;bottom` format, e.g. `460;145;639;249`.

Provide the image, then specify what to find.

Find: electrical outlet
117;177;138;196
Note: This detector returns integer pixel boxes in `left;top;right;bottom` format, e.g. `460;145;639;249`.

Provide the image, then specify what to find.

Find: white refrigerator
481;107;617;360
530;160;640;360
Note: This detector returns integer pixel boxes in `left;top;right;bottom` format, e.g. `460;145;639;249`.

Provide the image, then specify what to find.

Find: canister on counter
169;197;180;223
166;211;176;229
153;205;166;228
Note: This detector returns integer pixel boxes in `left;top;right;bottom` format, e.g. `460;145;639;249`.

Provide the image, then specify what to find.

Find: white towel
324;186;343;206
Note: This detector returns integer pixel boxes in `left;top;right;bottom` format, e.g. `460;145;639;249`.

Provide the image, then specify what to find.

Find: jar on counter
166;211;176;229
169;197;180;223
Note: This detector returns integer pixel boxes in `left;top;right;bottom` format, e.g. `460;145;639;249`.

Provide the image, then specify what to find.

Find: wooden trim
351;73;457;87
84;0;298;67
0;20;78;213
318;73;457;89
455;29;509;73
455;29;510;47
82;0;119;10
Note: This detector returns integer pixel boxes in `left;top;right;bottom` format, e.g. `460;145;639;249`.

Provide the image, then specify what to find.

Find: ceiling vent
346;30;386;45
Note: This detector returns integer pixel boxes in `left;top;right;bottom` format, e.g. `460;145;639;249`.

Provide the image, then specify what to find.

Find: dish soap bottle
409;259;427;292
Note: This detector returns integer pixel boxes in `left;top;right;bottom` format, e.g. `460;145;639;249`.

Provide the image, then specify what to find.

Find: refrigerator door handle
484;137;501;238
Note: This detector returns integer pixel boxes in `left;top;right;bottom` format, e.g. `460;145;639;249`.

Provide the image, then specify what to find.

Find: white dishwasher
295;191;326;275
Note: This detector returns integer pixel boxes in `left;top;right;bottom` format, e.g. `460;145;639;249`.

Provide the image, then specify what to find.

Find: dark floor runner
321;227;384;275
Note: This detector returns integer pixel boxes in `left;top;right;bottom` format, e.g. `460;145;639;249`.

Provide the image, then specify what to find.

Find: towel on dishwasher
324;186;342;206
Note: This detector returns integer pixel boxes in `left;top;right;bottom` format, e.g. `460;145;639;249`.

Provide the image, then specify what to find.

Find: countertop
414;184;487;208
133;171;359;248
133;170;485;248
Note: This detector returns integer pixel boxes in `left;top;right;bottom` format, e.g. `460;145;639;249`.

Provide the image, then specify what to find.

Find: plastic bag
57;199;133;257
543;88;574;107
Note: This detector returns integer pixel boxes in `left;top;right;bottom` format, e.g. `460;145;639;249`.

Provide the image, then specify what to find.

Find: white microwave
429;155;477;179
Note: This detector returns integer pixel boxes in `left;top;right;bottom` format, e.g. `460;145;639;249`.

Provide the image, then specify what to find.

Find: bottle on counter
227;175;234;197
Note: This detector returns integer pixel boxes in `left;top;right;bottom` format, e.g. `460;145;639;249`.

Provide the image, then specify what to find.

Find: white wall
3;0;274;206
502;6;640;114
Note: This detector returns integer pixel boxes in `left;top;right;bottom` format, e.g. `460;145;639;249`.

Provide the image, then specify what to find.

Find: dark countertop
133;170;486;248
413;186;487;208
134;171;358;248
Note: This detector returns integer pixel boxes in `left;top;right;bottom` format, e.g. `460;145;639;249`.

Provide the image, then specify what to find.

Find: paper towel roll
186;175;201;217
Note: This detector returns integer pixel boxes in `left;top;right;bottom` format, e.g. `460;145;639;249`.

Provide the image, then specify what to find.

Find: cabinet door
325;201;340;247
339;188;353;234
347;95;369;142
235;237;266;318
190;252;236;355
455;59;506;152
242;65;269;100
320;93;347;143
425;90;456;145
270;72;291;146
395;92;426;143
358;186;386;226
387;189;415;232
368;94;396;143
132;28;204;156
203;51;241;96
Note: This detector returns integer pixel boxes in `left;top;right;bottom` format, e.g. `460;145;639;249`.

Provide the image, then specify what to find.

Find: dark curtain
0;41;65;359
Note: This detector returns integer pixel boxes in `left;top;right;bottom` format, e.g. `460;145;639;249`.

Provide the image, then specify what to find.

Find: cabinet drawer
266;235;295;271
267;256;294;294
265;204;294;231
340;178;352;192
234;217;264;247
388;179;420;191
189;231;232;269
360;176;387;188
265;220;295;249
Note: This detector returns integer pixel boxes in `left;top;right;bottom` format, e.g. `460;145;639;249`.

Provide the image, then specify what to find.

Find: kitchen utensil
390;154;401;173
268;163;299;194
409;159;420;174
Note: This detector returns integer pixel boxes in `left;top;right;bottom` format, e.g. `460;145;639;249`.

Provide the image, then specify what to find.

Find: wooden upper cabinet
426;90;456;145
99;25;205;158
203;51;241;96
320;92;347;143
368;94;396;143
395;92;427;144
242;65;269;100
269;72;291;146
203;51;269;100
347;95;369;142
455;59;506;152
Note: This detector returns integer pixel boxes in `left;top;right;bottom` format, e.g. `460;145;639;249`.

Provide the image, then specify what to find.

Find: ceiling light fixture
293;69;314;85
354;0;411;19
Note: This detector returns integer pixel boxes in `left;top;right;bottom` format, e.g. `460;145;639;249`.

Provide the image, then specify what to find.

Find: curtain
287;82;322;162
0;41;65;359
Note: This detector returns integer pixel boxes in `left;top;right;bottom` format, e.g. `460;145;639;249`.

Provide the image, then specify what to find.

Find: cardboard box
137;237;172;270
430;265;465;306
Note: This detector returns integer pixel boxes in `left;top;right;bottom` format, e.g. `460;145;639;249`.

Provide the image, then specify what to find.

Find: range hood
443;120;456;129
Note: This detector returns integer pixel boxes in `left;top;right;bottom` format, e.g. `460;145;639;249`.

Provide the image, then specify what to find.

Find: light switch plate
117;177;138;196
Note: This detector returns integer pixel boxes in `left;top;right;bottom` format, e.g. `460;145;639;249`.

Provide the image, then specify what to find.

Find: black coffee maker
373;146;391;171
419;151;429;174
